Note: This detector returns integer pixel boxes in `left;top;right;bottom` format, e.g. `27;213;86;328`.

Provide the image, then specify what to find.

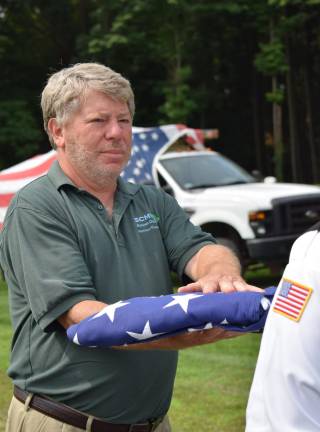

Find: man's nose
104;119;122;139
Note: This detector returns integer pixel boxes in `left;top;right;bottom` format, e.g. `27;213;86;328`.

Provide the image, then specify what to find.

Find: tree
1;0;320;183
0;0;80;164
0;100;41;169
254;0;320;181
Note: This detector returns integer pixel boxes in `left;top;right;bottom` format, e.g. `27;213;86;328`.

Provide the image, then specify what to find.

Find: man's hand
178;274;262;294
114;327;243;351
181;244;262;294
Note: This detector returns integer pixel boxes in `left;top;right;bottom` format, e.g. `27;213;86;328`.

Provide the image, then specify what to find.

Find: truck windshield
159;153;255;190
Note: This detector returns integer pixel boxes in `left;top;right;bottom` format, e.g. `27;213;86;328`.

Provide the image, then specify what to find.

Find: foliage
0;101;42;169
269;0;320;6
159;66;197;123
255;41;289;76
0;0;320;182
265;87;285;104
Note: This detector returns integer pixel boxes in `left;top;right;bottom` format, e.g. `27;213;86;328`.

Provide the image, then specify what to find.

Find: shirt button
97;204;104;210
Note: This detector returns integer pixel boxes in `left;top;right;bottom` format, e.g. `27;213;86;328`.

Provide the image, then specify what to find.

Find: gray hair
41;63;135;148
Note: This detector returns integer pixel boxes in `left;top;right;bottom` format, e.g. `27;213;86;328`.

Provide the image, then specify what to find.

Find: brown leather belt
13;386;163;432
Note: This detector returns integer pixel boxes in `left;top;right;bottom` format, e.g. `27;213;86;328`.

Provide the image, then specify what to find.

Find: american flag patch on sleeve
273;278;313;322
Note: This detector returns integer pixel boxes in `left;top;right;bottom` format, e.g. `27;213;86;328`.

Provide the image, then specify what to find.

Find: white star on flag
90;301;129;323
188;322;213;332
73;333;80;345
220;318;229;325
163;293;203;313
126;321;164;341
136;160;144;168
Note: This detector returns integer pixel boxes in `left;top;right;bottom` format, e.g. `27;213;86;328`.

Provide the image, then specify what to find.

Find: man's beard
65;139;128;189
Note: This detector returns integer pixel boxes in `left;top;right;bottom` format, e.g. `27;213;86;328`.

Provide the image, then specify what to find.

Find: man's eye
119;118;130;124
91;118;104;123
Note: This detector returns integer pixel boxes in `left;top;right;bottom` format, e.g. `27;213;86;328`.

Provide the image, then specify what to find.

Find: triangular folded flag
67;287;276;347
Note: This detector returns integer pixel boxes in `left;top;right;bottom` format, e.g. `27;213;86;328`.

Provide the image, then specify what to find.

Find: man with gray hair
1;63;258;432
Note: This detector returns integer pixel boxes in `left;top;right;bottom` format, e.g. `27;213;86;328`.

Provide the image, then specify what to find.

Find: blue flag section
67;287;276;347
122;127;169;184
121;125;204;184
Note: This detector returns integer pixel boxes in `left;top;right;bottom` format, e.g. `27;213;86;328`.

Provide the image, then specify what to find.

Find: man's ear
48;118;65;149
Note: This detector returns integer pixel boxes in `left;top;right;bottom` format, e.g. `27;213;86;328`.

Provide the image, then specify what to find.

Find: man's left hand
178;274;262;294
182;244;263;294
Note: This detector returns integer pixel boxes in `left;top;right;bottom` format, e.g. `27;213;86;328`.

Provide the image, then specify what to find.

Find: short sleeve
1;206;96;331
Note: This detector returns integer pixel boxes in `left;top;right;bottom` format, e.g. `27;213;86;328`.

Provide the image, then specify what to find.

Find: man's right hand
114;327;243;351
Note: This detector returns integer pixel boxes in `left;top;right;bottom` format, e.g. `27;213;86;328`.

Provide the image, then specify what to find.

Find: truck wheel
215;237;243;267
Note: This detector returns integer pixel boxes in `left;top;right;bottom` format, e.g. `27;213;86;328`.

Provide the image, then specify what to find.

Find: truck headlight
249;211;267;222
249;210;272;237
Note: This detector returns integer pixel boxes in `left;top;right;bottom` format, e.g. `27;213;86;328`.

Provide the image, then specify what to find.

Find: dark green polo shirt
0;161;215;423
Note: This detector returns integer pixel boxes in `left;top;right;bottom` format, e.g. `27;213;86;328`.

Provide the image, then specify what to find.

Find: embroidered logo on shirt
273;278;312;322
133;212;160;233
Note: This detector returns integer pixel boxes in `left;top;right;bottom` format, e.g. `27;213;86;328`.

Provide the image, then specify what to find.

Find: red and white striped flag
273;278;312;322
0;150;57;229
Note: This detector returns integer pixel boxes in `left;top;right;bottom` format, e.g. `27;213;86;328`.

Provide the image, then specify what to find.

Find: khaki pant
6;396;172;432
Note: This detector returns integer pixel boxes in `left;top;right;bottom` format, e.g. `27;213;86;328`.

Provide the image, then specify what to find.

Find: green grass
0;280;12;432
0;267;279;432
170;335;261;431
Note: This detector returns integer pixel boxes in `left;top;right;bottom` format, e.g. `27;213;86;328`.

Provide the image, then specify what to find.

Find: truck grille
272;194;320;235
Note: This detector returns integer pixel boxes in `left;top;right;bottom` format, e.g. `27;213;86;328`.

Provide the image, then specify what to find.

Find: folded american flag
67;287;276;347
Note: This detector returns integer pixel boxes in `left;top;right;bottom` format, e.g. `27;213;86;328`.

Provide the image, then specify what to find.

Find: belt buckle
128;423;149;432
128;417;162;432
128;423;148;432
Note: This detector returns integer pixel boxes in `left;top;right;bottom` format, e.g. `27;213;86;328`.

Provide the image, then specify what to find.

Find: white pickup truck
152;150;320;270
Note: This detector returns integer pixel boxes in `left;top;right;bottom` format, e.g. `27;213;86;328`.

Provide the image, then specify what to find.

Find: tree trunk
303;26;319;184
77;0;90;34
252;67;263;173
286;35;299;182
272;76;283;181
270;18;283;181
